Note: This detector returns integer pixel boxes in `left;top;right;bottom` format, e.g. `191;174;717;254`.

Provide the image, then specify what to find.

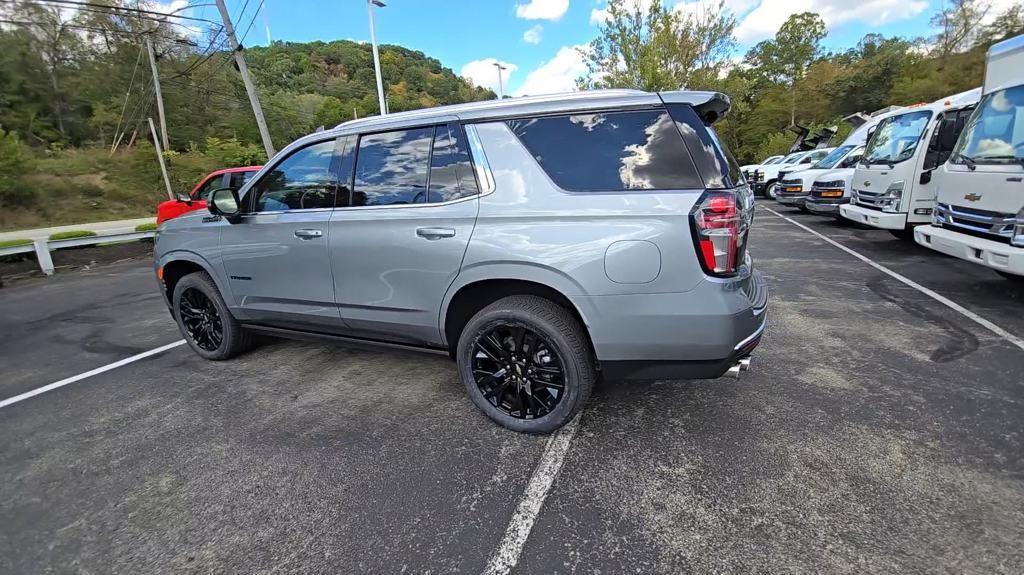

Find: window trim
242;136;344;215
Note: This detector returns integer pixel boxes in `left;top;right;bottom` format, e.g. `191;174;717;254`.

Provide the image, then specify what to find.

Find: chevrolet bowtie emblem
964;193;982;202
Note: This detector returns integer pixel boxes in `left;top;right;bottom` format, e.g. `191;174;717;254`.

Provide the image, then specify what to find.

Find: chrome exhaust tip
738;357;752;371
725;363;742;378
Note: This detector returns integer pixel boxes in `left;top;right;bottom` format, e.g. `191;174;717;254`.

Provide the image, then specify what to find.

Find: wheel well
161;259;205;301
444;279;592;358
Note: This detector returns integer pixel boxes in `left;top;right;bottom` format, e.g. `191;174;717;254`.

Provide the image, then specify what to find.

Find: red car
156;166;262;225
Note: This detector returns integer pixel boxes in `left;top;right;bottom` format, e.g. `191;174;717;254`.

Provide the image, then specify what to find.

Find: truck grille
852;188;886;210
934;203;1015;242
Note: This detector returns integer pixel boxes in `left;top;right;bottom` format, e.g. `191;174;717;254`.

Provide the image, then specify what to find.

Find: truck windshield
863;110;932;165
812;145;855;169
781;152;807;164
952;84;1024;166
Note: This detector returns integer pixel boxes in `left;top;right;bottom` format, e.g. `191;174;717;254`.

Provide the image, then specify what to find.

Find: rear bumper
840;204;907;230
577;268;768;381
914;225;1024;276
776;193;809;207
805;197;848;215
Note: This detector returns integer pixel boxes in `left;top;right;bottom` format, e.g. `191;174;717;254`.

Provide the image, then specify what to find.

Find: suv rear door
328;121;480;347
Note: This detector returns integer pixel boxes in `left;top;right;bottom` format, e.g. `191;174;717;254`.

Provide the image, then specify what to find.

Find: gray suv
154;89;768;433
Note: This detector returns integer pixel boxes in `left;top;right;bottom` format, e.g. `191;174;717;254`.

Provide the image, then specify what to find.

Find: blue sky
196;0;963;96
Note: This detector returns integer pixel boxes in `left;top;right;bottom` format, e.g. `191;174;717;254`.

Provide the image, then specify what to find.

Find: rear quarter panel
458;121;706;298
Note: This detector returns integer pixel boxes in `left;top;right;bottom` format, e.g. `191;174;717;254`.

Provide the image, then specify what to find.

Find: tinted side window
507;110;702;192
354;127;432;206
428;124;479;202
665;103;742;188
252;139;339;212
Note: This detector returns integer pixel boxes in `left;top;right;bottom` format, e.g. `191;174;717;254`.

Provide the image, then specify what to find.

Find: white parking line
483;415;581;575
764;207;1024;352
0;340;186;410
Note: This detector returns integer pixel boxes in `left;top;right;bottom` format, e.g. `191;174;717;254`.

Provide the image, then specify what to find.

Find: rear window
507;109;703;192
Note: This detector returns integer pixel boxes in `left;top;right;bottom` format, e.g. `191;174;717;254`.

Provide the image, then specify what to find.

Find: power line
0;17;196;45
24;0;222;25
238;0;263;45
111;44;145;150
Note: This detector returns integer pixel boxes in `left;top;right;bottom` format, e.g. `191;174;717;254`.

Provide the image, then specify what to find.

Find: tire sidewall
457;309;585;434
172;273;235;360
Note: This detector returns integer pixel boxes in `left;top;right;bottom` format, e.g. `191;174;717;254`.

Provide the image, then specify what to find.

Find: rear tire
457;295;595;434
172;271;251;360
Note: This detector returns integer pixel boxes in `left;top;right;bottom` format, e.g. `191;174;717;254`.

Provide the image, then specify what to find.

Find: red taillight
691;190;746;276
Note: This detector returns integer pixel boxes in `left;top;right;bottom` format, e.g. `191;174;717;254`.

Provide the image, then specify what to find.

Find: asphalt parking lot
2;206;1023;574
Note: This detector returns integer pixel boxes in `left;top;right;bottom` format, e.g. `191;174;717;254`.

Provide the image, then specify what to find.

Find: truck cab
914;34;1024;279
840;89;981;238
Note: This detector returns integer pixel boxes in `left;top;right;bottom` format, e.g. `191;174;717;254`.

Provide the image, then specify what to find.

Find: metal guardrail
0;231;155;276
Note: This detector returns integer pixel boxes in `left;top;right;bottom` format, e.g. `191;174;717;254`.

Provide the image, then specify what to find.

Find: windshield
763;156;782;165
812;145;855;169
952;85;1024;166
863;110;932;165
781;152;807;164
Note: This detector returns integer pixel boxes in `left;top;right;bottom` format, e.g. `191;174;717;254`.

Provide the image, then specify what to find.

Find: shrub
0;128;36;207
48;230;98;241
0;238;32;248
135;222;158;232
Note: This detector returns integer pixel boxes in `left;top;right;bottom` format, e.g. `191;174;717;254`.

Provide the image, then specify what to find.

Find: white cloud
514;45;589;96
591;0;758;25
523;24;544;44
733;0;929;44
516;0;570;21
460;58;519;94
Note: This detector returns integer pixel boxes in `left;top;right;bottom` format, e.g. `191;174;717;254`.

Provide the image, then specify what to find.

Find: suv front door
328;122;480;347
220;137;346;331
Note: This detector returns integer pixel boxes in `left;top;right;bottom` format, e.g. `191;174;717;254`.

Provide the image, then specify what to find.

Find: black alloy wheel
471;324;566;420
178;287;223;352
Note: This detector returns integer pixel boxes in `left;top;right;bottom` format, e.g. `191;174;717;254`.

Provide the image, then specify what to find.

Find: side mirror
208;187;242;223
175;193;193;205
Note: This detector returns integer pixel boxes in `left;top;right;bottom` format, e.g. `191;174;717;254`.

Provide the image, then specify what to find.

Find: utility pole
367;0;387;115
214;0;275;158
148;117;175;201
492;62;507;99
145;38;170;151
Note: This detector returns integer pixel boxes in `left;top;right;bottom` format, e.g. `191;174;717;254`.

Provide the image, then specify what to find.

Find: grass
0;238;32;248
135;222;158;232
49;230;98;241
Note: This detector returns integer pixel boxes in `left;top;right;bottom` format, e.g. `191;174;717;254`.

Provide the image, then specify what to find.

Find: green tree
744;12;827;125
579;0;736;91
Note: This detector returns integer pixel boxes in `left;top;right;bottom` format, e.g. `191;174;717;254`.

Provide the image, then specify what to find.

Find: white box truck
840;88;981;238
914;34;1024;280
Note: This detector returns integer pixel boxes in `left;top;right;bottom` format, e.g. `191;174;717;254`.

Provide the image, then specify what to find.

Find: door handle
416;227;456;240
294;229;323;240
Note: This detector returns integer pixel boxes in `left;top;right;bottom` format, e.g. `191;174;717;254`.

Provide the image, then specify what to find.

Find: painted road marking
483;415;581;575
765;207;1024;352
0;340;187;410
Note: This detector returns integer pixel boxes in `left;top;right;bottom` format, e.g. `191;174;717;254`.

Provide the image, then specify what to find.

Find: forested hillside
0;0;1022;232
0;1;492;230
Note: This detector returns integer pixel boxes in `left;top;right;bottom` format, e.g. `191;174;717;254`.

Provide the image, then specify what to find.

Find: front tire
457;295;595;434
172;271;251;360
765;181;779;200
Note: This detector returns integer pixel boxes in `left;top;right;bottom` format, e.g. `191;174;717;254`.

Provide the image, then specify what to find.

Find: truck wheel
172;271;251;360
457;295;595;434
765;181;779;200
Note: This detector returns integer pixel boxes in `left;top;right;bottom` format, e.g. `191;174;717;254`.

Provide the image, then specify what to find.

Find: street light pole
492;61;507;99
367;0;387;115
